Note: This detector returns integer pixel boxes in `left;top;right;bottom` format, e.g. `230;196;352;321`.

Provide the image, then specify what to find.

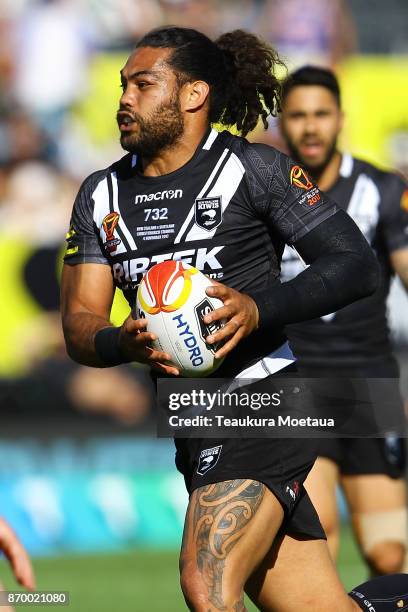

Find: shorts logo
350;591;376;612
290;165;313;191
195;196;222;231
197;445;222;476
285;480;300;502
102;212;121;253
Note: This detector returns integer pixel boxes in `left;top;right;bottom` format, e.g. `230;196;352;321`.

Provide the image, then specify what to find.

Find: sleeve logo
290;165;321;207
401;189;408;212
290;165;313;191
65;225;79;257
102;212;121;253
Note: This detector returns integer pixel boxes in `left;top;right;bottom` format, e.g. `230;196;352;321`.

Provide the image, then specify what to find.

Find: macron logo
135;189;183;204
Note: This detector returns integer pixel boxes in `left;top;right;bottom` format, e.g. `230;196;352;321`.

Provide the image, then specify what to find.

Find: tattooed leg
179;479;284;612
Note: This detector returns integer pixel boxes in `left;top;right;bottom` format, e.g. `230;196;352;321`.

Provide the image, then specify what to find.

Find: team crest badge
197;445;222;476
195;196;222;231
102;212;121;253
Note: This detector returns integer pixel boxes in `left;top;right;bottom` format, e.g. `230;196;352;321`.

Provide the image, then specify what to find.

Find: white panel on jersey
280;245;306;282
111;171;137;251
225;343;296;392
280;245;336;322
92;177;111;241
347;173;380;242
131;155;137;167
321;312;336;322
202;128;219;150
184;153;245;242
339;153;354;178
174;148;230;244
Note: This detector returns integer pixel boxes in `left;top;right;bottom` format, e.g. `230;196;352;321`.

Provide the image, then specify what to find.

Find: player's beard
120;93;184;159
286;138;337;180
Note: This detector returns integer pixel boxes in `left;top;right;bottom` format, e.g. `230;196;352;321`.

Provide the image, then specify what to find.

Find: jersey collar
339;153;354;178
129;127;219;184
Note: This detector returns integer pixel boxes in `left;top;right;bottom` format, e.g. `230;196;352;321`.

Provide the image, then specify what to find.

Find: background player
279;65;408;575
61;26;408;610
0;516;36;612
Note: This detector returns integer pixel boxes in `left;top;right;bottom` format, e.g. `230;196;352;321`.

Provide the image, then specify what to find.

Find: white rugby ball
136;261;225;377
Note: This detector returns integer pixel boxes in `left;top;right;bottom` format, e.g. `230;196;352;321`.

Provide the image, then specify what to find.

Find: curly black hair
136;26;285;137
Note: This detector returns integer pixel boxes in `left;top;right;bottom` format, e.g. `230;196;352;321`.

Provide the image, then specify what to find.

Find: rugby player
280;65;408;576
61;26;407;610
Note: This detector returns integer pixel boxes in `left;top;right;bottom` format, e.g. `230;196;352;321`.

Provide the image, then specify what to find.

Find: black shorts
299;361;406;479
317;436;405;478
174;435;325;540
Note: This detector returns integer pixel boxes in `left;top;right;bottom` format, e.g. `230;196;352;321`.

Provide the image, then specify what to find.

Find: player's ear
181;80;210;112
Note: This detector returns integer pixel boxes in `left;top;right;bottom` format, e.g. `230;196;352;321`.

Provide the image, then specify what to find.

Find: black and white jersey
64;128;337;377
281;154;408;368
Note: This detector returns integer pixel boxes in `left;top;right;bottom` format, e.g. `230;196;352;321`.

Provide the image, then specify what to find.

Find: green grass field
0;525;367;611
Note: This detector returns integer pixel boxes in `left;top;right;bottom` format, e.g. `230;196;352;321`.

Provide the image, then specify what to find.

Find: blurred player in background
280;65;408;575
0;516;35;611
61;25;408;610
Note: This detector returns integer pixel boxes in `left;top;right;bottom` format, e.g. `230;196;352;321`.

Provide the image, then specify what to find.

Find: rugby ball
136;261;225;377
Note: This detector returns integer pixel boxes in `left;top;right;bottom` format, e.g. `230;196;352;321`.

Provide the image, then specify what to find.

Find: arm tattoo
190;479;264;610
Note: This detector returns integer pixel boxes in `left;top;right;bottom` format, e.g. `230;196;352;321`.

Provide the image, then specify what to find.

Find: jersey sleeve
244;143;338;244
64;169;109;265
379;173;408;253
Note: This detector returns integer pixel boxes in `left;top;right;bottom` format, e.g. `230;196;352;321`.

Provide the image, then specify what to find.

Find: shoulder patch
401;189;408;212
290;165;313;191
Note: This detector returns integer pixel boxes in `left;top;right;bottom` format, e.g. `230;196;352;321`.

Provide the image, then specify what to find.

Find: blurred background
0;0;407;610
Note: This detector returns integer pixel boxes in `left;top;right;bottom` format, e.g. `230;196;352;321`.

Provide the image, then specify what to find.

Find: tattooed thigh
181;479;266;610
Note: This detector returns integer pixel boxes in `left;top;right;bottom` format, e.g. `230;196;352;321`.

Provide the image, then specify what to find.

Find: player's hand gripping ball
136;261;225;377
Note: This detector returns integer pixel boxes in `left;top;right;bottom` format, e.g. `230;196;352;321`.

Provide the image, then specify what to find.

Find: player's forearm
247;210;379;330
62;311;116;367
250;253;376;330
